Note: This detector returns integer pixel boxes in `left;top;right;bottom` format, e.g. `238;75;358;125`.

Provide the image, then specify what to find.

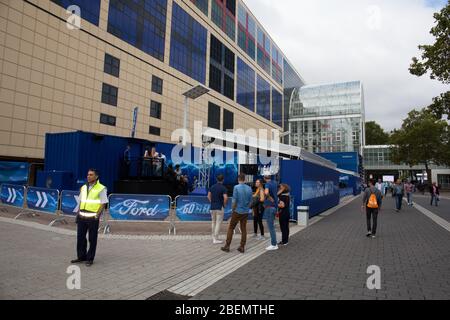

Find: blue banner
26;187;59;214
61;190;80;216
0;184;26;208
0;161;29;185
175;196;252;221
109;194;170;221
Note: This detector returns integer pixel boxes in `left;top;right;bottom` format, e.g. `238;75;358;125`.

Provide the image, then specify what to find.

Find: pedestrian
208;175;228;244
362;179;383;239
263;175;279;251
251;179;265;240
221;174;252;254
393;179;404;212
430;182;440;207
404;180;414;206
277;183;291;246
71;169;108;267
375;179;385;196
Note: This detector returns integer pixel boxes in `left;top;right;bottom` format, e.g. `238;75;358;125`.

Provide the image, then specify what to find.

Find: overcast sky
244;0;449;131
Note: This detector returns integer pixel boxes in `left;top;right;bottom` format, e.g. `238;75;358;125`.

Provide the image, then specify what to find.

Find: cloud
243;0;449;131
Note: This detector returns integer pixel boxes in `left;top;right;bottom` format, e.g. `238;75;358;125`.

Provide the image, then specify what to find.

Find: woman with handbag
252;179;265;240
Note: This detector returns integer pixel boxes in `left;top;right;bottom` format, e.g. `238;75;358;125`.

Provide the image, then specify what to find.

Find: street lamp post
182;84;210;146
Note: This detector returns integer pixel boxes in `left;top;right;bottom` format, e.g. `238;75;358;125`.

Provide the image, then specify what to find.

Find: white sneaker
213;239;223;244
266;245;279;251
252;234;258;238
257;235;265;240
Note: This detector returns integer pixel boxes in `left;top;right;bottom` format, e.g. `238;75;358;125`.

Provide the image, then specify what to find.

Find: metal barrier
0;184;26;212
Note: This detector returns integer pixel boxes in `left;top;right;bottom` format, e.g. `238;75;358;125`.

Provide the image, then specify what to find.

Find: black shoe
221;247;230;253
85;261;94;267
366;232;372;237
70;259;85;264
237;247;245;253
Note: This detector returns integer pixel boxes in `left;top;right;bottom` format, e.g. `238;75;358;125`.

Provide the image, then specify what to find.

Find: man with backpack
362;179;383;239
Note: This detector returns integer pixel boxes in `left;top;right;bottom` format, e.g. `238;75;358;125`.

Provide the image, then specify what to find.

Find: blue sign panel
26;187;59;214
176;196;252;221
61;190;80;216
109;194;170;221
0;161;29;185
0;184;25;208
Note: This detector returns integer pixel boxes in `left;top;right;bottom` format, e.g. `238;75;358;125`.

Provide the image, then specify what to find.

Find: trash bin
297;206;309;226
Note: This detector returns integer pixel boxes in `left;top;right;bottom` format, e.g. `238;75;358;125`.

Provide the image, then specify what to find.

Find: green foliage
409;2;450;84
365;121;390;145
390;109;450;171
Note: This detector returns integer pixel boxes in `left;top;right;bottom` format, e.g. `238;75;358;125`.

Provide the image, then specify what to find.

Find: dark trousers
225;212;248;249
366;208;379;235
279;211;290;244
253;208;264;236
430;194;439;206
77;217;100;261
395;195;403;210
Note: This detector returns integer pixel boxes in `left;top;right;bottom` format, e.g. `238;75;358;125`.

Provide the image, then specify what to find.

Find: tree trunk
425;162;432;185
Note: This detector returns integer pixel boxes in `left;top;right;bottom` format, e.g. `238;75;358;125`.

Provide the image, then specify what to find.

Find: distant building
288;81;365;155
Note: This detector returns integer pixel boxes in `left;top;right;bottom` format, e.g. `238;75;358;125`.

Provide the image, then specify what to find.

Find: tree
365;121;390;145
409;2;450;118
390;109;449;183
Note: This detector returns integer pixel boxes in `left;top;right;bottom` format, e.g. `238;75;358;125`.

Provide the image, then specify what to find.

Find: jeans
253;207;264;236
224;212;248;249
395;195;403;210
366;208;378;235
76;217;100;262
264;207;277;246
210;209;224;240
406;192;413;205
431;194;439;206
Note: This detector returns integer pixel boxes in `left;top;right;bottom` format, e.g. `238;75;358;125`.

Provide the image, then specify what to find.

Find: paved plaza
0;194;449;300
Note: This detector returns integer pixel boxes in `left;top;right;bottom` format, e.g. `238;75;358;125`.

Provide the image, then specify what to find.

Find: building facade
288;81;365;154
0;0;305;161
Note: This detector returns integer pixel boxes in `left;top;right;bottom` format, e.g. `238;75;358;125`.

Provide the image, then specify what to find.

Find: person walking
122;145;131;179
71;169;108;267
263;175;279;251
251;179;265;240
393;179;404;212
404;180;414;206
221;174;252;254
277;183;291;246
208;175;228;244
430;182;440;207
362;179;383;239
375;179;385;196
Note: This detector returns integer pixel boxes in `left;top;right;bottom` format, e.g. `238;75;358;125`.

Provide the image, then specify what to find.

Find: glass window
149;126;161;136
208;102;221;130
190;0;208;15
209;35;235;100
104;53;120;78
257;75;270;121
237;57;255;112
107;0;167;61
237;4;256;60
272;88;282;127
51;0;101;26
211;0;236;41
271;46;282;85
257;26;271;75
101;83;118;106
223;109;234;131
150;100;162;119
170;3;207;84
151;76;163;95
283;59;304;135
100;113;116;126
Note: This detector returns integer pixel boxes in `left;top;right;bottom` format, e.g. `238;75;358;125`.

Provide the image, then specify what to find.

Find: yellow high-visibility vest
79;181;105;218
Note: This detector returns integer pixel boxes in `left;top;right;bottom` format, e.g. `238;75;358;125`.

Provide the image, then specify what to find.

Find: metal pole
183;96;188;146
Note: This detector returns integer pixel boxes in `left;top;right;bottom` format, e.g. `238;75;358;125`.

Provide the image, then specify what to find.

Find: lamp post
182;85;210;146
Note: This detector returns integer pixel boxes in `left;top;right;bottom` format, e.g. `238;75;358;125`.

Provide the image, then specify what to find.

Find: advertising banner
26;187;59;214
109;194;170;221
0;184;26;208
60;190;80;216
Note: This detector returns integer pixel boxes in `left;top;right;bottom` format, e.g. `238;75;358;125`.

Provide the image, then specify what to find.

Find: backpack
367;191;379;209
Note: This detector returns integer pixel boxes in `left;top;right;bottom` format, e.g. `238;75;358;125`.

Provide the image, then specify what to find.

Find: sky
244;0;449;131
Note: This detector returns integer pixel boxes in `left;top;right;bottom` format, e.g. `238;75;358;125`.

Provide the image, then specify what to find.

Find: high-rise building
0;0;305;162
288;81;365;154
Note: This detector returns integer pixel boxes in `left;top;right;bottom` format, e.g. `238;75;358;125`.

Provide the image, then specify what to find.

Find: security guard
71;169;108;267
